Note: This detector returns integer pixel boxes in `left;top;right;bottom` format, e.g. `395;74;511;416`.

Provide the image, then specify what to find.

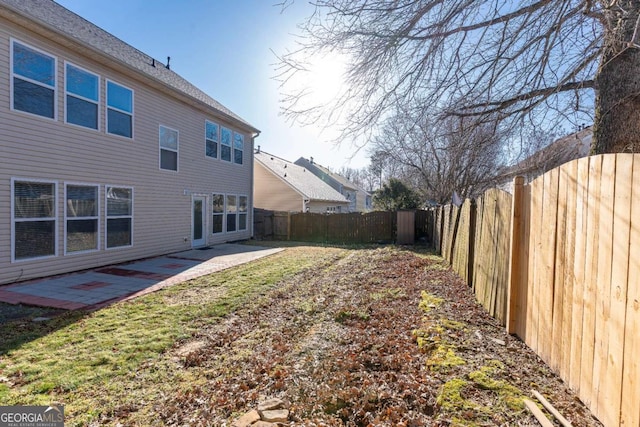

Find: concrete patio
0;244;283;310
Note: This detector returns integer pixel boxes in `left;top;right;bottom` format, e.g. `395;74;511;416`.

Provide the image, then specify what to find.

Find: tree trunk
593;1;640;154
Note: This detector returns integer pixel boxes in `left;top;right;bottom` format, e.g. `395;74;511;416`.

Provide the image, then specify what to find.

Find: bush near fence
432;153;640;427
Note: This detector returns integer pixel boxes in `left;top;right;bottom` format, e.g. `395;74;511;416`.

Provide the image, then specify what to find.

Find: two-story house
0;0;259;284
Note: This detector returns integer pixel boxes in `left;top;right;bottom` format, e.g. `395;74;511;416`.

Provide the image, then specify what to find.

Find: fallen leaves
150;246;601;426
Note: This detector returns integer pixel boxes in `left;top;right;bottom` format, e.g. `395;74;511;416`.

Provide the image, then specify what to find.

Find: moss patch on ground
418;290;444;313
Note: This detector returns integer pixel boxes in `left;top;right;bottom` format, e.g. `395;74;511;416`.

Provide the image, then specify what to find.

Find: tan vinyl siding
306;200;350;214
253;162;303;212
0;17;254;284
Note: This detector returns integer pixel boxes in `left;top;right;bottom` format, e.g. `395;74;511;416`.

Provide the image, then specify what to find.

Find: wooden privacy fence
253;210;398;244
435;190;512;324
253;209;290;240
433;153;640;427
291;211;396;243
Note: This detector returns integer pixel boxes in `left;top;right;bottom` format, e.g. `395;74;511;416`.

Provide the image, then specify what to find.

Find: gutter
250;131;261;239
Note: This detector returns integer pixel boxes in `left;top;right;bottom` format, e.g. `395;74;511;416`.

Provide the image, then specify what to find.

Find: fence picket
621;154;640;427
560;160;578;383
591;155;616;420
598;154;631;427
552;165;568;374
570;157;589;393
581;155;603;407
529;175;544;352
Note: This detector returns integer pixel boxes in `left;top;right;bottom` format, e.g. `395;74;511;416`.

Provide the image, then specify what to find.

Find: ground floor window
12;179;57;260
226;195;237;232
65;184;99;253
211;193;248;234
106;186;133;248
239;195;248;231
212;193;224;234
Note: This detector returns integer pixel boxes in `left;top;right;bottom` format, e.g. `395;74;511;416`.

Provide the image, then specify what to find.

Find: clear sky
54;0;369;170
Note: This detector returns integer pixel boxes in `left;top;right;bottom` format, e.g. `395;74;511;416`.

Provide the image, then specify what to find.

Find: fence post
287;212;291;241
467;200;477;287
506;176;525;334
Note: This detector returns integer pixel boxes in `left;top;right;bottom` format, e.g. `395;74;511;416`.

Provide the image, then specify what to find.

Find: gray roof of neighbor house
499;126;592;181
255;151;350;203
295;157;359;190
0;0;259;133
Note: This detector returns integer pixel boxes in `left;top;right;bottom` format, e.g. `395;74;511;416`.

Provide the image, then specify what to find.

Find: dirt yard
153;246;602;426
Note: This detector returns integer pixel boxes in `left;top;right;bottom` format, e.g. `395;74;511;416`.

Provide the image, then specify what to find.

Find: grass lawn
0;245;348;426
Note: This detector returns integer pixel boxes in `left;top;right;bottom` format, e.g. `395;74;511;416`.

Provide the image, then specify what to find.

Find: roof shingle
255;151;349;203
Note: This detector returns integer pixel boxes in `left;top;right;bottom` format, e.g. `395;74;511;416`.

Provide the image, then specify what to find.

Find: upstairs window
206;121;219;159
159;126;178;171
221;127;232;162
233;132;244;165
12;179;57;260
107;80;133;138
11;40;56;119
65;63;99;129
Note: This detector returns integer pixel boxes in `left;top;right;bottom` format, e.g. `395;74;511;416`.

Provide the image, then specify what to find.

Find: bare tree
277;1;639;154
370;101;506;204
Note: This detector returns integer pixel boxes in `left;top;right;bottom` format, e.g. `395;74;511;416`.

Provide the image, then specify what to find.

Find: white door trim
191;195;207;248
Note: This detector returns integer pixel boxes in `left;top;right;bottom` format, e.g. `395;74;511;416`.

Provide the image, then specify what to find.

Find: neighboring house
254;150;350;213
0;0;259;285
496;126;592;193
294;156;372;212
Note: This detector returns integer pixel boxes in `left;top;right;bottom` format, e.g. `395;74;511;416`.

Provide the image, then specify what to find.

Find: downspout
250;130;261;239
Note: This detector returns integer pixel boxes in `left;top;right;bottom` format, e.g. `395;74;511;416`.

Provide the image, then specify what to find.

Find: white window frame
159;125;179;172
105;185;134;249
233;132;244;165
226;194;238;233
10;39;57;121
11;177;58;262
220;126;232;162
64;182;100;255
64;61;100;131
211;193;225;234
106;79;134;139
205;120;219;159
238;195;248;231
